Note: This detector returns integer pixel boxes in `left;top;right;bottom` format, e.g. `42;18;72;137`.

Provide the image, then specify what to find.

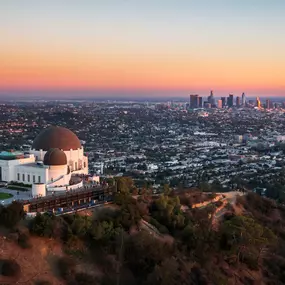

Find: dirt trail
211;191;245;230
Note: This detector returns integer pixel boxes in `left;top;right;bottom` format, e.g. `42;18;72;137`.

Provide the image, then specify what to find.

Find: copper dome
32;126;81;151
43;148;67;166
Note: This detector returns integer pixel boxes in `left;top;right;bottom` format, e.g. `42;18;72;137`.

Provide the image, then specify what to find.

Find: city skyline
1;0;285;98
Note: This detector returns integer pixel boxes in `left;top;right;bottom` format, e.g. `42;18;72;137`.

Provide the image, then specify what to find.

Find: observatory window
17;173;20;181
75;162;78;170
38;176;41;183
27;175;30;182
33;175;35;183
84;162;86;168
22;174;25;181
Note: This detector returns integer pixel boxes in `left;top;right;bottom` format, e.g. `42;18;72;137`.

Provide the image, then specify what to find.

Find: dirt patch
0;234;64;285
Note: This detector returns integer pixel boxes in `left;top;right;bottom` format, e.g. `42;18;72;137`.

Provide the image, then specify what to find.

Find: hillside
0;183;284;284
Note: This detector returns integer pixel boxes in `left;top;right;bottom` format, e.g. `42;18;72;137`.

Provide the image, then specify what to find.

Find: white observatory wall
0;154;36;182
47;165;69;185
65;148;84;171
15;165;48;184
32;183;46;197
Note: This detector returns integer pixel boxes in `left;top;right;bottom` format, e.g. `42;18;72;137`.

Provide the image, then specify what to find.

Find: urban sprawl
1;92;285;201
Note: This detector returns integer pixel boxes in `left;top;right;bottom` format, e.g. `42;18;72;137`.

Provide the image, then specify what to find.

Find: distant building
221;97;226;108
235;135;243;143
277;136;285;142
198;96;203;108
190;94;199;109
227;94;234;108
208;91;215;106
243;133;252;142
217;99;223;109
242;92;246;106
256;97;261;108
266;99;271;109
236;96;241;107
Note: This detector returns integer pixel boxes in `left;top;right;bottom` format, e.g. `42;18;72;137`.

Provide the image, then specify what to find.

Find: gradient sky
1;0;285;98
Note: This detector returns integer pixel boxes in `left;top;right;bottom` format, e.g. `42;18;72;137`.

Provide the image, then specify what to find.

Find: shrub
18;233;32;249
0;259;21;277
57;256;75;279
0;202;25;228
241;252;259;271
7;186;29;191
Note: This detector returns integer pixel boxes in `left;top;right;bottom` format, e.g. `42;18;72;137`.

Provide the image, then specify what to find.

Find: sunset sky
1;0;285;98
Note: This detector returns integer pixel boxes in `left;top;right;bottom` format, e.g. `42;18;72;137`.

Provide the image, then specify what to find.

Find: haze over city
1;0;285;99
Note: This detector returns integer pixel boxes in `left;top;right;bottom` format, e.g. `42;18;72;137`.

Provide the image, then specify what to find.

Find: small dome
43;148;67;166
32;126;81;151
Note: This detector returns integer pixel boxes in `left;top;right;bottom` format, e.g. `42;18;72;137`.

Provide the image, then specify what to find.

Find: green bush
9;181;32;188
7;186;29;191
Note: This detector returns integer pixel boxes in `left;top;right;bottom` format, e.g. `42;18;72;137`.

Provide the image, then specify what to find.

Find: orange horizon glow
1;50;284;92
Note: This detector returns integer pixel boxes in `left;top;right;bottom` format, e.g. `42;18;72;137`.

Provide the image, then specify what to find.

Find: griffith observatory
0;126;88;196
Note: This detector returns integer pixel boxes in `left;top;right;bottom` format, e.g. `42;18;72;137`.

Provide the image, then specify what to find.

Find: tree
124;232;173;278
163;184;171;196
116;177;134;193
90;220;120;243
151;195;185;232
29;213;58;238
146;258;185;285
70;215;92;237
0;202;25;228
220;216;276;266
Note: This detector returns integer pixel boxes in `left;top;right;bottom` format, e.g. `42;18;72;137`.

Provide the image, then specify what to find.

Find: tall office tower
217;99;223;109
208;90;215;106
228;94;234;107
236;96;241;107
266;99;270;109
256;97;261;108
198;96;203;108
221;97;226;108
242;92;246;106
190;94;199;108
